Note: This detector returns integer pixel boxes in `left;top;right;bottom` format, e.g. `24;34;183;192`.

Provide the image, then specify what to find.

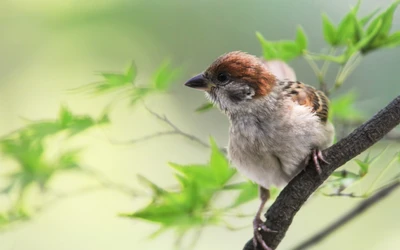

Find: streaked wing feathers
280;80;329;123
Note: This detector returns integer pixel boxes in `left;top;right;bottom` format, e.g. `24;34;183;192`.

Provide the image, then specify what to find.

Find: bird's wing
280;80;329;123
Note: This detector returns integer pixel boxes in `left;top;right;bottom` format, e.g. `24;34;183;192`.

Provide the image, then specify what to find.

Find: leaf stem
304;52;321;78
332;53;362;92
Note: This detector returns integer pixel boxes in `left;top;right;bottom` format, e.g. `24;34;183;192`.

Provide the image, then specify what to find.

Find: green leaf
295;26;308;52
362;0;400;53
360;8;381;26
322;13;337;45
336;12;356;45
329;92;364;122
381;31;400;48
278;41;301;61
256;32;279;60
354;159;369;176
22;122;62;140
70;62;136;95
137;174;167;196
352;10;364;43
0;209;30;229
353;0;362;13
129;87;153;105
209;138;236;186
152;62;181;91
58;149;82;170
64;115;96;136
59;105;74;128
352;19;382;54
121;182;206;226
170;163;217;189
123;138;236;238
124;62;137;84
98;112;110;125
231;181;258;208
195;102;214;113
323;1;363;47
122;172;220;232
367;1;399;37
256;32;304;61
56;106;108;136
171;139;235;190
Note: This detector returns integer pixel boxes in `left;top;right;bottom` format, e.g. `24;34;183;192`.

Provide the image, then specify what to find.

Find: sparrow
184;51;334;250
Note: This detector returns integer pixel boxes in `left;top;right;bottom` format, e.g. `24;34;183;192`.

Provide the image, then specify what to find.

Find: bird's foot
312;149;329;175
253;217;277;250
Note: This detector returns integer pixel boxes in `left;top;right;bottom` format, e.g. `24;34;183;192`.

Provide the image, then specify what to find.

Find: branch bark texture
243;95;400;250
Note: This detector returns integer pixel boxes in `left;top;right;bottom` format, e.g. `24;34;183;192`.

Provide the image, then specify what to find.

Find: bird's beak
184;74;213;91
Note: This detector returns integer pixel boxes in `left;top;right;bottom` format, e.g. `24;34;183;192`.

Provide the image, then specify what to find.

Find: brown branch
243;95;400;250
292;181;400;250
335;120;400;142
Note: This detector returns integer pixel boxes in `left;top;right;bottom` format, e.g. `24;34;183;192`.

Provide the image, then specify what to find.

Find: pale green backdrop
1;1;400;250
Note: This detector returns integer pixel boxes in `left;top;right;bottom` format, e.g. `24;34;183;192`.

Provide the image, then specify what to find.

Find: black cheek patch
227;89;246;103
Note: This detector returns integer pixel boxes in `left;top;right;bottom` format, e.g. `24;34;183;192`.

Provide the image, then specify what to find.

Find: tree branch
243;95;400;250
292;180;400;250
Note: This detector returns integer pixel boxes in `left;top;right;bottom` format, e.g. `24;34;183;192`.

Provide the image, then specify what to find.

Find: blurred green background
1;0;400;249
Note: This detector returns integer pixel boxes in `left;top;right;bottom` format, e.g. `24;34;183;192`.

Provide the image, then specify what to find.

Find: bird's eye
217;73;228;82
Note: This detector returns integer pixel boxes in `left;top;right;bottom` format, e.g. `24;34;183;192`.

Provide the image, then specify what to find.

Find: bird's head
184;51;277;113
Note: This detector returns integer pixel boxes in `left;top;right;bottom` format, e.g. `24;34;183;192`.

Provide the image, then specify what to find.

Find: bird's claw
253;218;276;250
312;149;329;175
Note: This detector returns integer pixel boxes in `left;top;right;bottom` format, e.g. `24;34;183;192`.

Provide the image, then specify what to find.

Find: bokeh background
1;0;400;249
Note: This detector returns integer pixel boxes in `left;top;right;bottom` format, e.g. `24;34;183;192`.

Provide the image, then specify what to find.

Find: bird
184;51;334;250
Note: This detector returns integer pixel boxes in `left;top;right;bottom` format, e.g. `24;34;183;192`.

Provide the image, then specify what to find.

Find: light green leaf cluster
324;147;392;196
256;27;308;62
120;138;270;241
121;139;236;234
72;61;181;105
329;92;364;123
0;209;29;230
0;105;108;211
319;0;400;63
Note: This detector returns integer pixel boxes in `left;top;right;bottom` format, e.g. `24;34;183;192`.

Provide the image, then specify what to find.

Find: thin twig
81;166;142;197
111;105;209;148
322;192;364;198
36;186;106;212
303;53;321;78
320;48;335;78
319;48;335;95
332;53;362;92
119;131;180;144
144;105;210;148
291;181;400;250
